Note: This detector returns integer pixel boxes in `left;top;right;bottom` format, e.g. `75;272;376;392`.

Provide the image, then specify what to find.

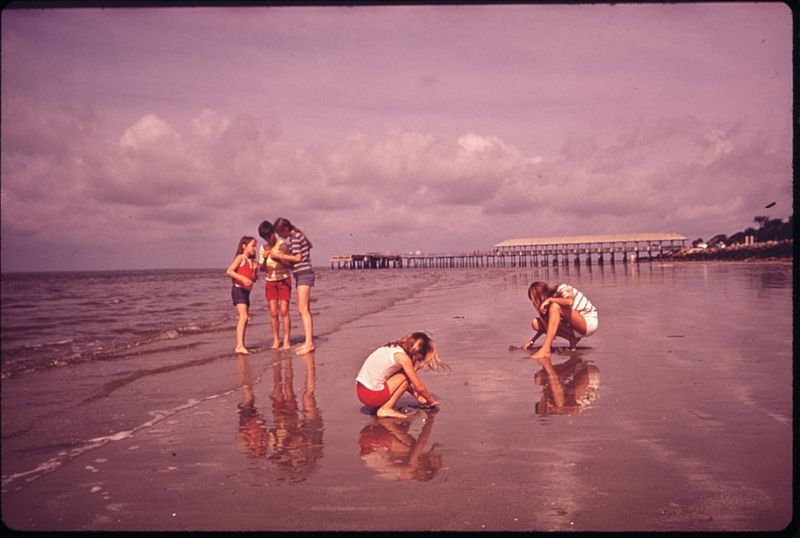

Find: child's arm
539;291;574;313
226;255;253;288
395;353;438;406
522;330;543;350
271;241;301;264
271;250;301;263
271;237;303;264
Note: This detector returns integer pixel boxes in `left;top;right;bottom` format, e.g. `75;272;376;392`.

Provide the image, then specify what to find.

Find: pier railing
331;239;686;269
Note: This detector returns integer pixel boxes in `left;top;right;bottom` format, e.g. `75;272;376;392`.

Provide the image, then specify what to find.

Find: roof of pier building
495;232;687;249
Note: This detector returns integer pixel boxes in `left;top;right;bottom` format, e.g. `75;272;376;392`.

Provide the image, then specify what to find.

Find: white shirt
356;346;404;391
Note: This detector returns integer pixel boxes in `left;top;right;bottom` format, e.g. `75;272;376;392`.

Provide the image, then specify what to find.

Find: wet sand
1;263;794;532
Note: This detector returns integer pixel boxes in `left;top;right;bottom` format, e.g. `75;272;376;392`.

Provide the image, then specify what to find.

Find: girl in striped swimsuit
271;218;316;355
522;281;598;360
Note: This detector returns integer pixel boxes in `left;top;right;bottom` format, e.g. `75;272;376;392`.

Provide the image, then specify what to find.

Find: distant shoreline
663;240;793;262
1;241;793;276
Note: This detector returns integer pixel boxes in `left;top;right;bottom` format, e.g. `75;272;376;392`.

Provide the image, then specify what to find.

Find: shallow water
1;261;793;531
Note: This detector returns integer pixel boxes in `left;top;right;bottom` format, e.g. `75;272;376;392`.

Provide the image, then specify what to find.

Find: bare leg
561;308;588;351
279;299;291;349
295;284;315;354
268;298;280;348
531;303;565;359
377;372;411;418
234;303;250;354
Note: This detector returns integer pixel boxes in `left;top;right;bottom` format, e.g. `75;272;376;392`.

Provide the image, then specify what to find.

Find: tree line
694;214;794;247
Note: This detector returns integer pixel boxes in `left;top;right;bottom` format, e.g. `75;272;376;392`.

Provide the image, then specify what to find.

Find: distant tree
756;218;783;242
728;231;746;244
692;238;705;247
778;216;794;240
708;234;727;246
754;215;769;228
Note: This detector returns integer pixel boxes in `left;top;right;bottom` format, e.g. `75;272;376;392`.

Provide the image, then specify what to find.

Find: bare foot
530;346;551;360
281;341;292;350
377;407;407;419
295;344;316;355
568;337;581;352
271;341;280;349
235;347;251;355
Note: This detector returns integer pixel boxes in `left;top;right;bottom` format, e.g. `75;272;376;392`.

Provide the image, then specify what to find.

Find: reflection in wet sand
235;352;323;481
236;354;269;458
533;355;600;416
358;409;442;481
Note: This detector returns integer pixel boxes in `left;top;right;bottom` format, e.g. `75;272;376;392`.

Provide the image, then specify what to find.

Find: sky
0;3;793;272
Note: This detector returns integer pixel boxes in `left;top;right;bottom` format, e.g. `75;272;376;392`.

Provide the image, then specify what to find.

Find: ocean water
0;268;442;379
1;261;793;531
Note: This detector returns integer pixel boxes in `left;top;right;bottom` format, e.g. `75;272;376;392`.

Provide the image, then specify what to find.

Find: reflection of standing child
258;221;292;349
226;236;258;354
522;281;598;360
356;332;446;419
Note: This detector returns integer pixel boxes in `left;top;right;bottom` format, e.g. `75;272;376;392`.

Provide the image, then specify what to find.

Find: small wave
1;393;235;494
9;338;75;351
158;329;180;340
1;317;233;379
78;298;124;306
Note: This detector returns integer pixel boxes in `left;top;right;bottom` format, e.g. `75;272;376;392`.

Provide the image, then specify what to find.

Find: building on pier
494;232;687;266
331;232;687;269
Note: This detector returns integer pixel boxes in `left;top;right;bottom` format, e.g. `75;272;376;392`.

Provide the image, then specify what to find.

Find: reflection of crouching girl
356;332;447;419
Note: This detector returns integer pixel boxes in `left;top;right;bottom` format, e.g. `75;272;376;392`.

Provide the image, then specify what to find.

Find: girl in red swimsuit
226;236;258;354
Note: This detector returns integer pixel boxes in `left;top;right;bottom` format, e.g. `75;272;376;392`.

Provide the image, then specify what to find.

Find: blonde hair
386;331;449;372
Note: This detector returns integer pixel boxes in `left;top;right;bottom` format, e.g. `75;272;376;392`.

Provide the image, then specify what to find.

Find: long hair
236;236;256;256
386;331;448;372
257;221;276;247
274;217;313;249
528;281;557;307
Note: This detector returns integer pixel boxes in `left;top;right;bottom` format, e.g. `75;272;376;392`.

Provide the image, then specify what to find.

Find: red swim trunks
356;381;391;408
265;278;291;301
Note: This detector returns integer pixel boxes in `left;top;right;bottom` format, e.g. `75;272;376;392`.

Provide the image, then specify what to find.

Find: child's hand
540;299;551;313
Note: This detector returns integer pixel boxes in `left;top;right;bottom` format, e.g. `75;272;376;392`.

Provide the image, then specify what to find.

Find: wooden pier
331;233;687;269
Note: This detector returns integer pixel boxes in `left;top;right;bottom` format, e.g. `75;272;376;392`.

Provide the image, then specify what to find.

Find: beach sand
2;265;793;532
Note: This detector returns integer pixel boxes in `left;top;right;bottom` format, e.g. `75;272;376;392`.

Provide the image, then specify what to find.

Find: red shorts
356;381;390;409
265;278;291;301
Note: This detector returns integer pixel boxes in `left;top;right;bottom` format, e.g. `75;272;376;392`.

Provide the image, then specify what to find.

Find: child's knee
531;318;542;331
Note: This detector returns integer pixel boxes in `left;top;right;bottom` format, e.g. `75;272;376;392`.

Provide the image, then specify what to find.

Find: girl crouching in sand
522;281;598;360
356;332;447;419
226;236;258;354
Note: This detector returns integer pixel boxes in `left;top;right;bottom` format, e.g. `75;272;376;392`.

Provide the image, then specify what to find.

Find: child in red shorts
258;221;292;349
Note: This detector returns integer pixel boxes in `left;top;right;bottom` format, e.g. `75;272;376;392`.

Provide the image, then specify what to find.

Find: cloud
1;101;791;271
120;114;180;149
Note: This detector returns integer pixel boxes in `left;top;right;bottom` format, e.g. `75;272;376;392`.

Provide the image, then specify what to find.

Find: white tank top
356;346;404;391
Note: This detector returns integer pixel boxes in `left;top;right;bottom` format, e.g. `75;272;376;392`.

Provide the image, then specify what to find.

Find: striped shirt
287;230;313;275
556;284;596;316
